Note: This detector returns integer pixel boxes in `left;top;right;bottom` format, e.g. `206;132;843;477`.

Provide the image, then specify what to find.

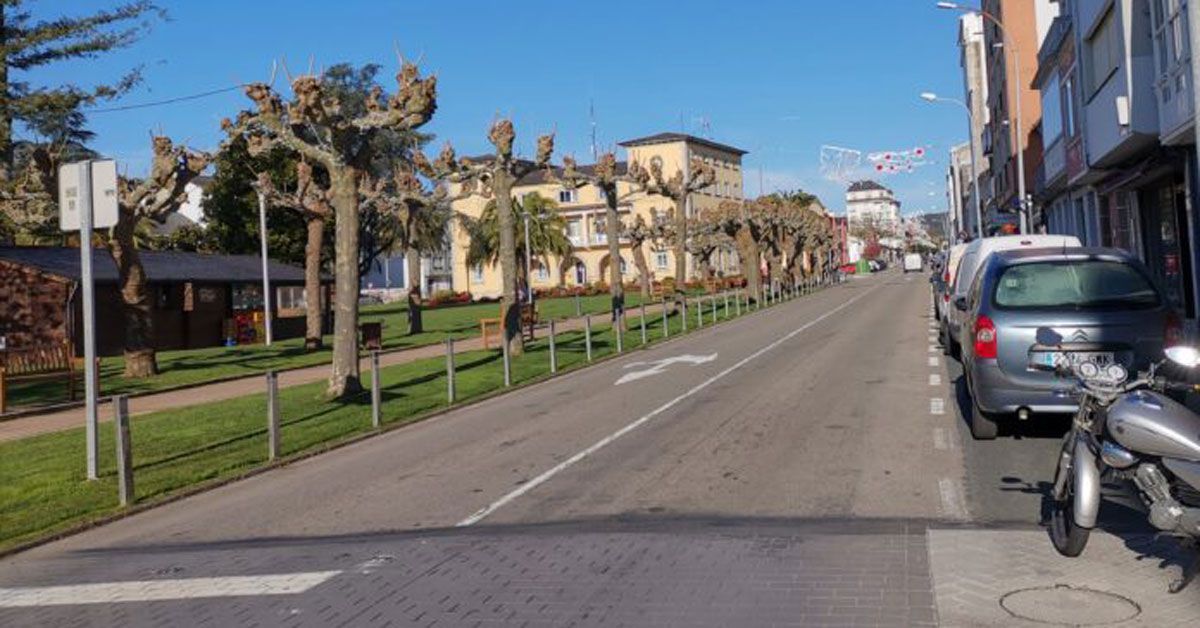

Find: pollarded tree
254;160;332;350
224;58;437;397
417;120;554;356
110;136;210;377
706;200;766;301
623;213;659;298
364;164;452;335
625;156;715;288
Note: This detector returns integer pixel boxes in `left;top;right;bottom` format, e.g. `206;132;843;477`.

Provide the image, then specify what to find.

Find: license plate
1030;351;1114;368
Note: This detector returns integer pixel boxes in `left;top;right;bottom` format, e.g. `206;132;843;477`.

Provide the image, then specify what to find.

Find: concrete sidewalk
0;309;631;444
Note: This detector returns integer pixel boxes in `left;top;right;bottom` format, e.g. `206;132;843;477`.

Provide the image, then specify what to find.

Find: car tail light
1165;311;1183;348
974;315;998;359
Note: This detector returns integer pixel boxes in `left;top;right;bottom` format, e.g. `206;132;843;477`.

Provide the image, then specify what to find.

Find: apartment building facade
447;133;748;298
1035;0;1198;319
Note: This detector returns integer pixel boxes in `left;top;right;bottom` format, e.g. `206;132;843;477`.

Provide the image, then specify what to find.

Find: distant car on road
936;244;968;331
943;234;1081;359
955;247;1177;439
903;253;923;273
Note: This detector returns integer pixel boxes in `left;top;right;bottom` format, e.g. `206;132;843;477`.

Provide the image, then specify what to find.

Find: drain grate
1000;584;1141;626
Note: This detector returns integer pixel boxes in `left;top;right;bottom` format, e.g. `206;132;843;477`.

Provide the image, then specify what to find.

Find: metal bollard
682;298;689;332
549;320;558;374
696;298;703;327
370;350;381;428
114;394;133;506
736;290;742;316
724;292;730;318
574;294;582;317
640;303;647;345
266;371;280;461
585;314;593;361
711;296;717;323
501;326;512;387
662;300;670;338
446;337;456;404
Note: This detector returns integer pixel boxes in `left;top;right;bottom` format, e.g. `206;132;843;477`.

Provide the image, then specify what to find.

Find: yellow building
449;133;748;298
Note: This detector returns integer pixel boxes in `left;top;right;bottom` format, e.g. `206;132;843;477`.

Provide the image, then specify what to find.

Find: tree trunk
672;195;688;287
110;213;157;377
494;173;523;356
327;167;362;398
631;239;652;299
303;215;325;351
698;256;712;283
604;189;624;326
735;227;762;302
405;247;423;335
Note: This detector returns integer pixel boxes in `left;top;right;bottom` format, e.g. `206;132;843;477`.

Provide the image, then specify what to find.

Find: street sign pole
257;190;274;345
79;163;99;480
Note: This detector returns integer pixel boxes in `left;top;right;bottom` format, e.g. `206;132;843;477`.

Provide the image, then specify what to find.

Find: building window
654;251;669;270
471;265;484;284
533;261;549;281
565;219;582;245
1151;0;1191;104
558;189;577;203
1041;74;1063;144
1086;7;1121;97
1062;73;1078;137
276;286;307;317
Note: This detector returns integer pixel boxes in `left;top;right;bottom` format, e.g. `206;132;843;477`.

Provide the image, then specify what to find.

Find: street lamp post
937;1;1028;234
921;92;984;240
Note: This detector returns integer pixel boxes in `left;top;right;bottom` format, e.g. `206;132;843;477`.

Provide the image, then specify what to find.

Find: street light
920;91;984;240
937;1;1028;234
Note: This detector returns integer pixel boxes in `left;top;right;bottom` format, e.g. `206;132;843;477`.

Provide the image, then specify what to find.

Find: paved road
1;271;1197;627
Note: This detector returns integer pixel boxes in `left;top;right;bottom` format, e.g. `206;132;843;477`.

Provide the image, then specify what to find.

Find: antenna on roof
589;99;597;162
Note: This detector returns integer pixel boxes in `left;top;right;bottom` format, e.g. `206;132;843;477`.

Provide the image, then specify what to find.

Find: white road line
938;477;969;520
928;356;939;367
933;427;950;450
930;398;945;415
929;373;941;386
456;282;885;527
0;572;341;607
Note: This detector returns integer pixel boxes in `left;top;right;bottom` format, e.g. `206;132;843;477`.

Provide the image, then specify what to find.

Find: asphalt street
1;270;1197;627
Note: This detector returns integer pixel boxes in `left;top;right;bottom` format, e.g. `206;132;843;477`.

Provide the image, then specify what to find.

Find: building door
574;261;587;285
1140;178;1195;318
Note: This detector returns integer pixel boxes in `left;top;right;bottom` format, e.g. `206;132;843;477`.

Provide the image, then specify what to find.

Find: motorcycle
1046;346;1200;593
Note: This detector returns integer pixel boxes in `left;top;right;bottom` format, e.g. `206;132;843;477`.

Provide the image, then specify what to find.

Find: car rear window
993;260;1160;310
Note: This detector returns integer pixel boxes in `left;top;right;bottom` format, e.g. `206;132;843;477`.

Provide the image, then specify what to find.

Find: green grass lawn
0;285;788;553
4;293;650;410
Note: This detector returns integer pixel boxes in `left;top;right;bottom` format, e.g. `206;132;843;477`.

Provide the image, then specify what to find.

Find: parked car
955;247;1178;439
903;253;923;273
943;234;1081;359
936;244;968;333
929;252;946;320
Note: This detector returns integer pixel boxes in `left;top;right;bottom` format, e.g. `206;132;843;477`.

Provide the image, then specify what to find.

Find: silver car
954;247;1178;439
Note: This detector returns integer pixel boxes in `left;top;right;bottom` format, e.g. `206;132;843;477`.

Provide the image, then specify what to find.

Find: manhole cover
1000;585;1140;626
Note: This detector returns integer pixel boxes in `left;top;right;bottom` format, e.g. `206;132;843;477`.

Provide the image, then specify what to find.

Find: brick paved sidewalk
0;312;616;444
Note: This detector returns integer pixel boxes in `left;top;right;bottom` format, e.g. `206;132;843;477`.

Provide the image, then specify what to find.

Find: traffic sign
58;160;118;231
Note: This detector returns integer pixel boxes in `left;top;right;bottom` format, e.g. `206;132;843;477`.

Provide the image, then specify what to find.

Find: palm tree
461;191;573;294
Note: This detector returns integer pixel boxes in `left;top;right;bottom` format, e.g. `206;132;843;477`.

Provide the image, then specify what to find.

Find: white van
903;253;923;273
944;234;1082;357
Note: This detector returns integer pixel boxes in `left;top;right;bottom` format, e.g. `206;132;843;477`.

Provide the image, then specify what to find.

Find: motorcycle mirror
1165;346;1200;368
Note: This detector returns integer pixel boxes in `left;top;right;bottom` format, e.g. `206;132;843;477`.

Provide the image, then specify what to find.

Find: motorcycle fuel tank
1108;390;1200;461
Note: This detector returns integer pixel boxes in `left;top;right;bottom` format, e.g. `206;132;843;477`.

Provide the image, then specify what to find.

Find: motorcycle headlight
1105;364;1128;383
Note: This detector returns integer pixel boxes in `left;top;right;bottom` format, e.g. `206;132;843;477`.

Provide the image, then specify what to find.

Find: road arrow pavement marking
0;571;341;607
614;354;718;386
456;281;885;527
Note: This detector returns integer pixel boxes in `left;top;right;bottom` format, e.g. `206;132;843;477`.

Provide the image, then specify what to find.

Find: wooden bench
0;342;94;414
481;303;538;350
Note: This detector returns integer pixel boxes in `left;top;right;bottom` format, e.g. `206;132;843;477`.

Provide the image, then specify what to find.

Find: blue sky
33;0;971;215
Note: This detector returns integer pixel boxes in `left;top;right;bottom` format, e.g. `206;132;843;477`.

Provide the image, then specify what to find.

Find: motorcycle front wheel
1049;434;1091;557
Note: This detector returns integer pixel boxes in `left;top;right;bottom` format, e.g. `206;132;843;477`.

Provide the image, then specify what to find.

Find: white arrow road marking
614;354;718;386
0;571;341;607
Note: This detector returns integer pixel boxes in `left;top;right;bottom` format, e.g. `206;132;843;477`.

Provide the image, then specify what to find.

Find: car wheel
969;399;999;440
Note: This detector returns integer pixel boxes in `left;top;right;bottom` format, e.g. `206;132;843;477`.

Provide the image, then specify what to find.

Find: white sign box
58;159;119;231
